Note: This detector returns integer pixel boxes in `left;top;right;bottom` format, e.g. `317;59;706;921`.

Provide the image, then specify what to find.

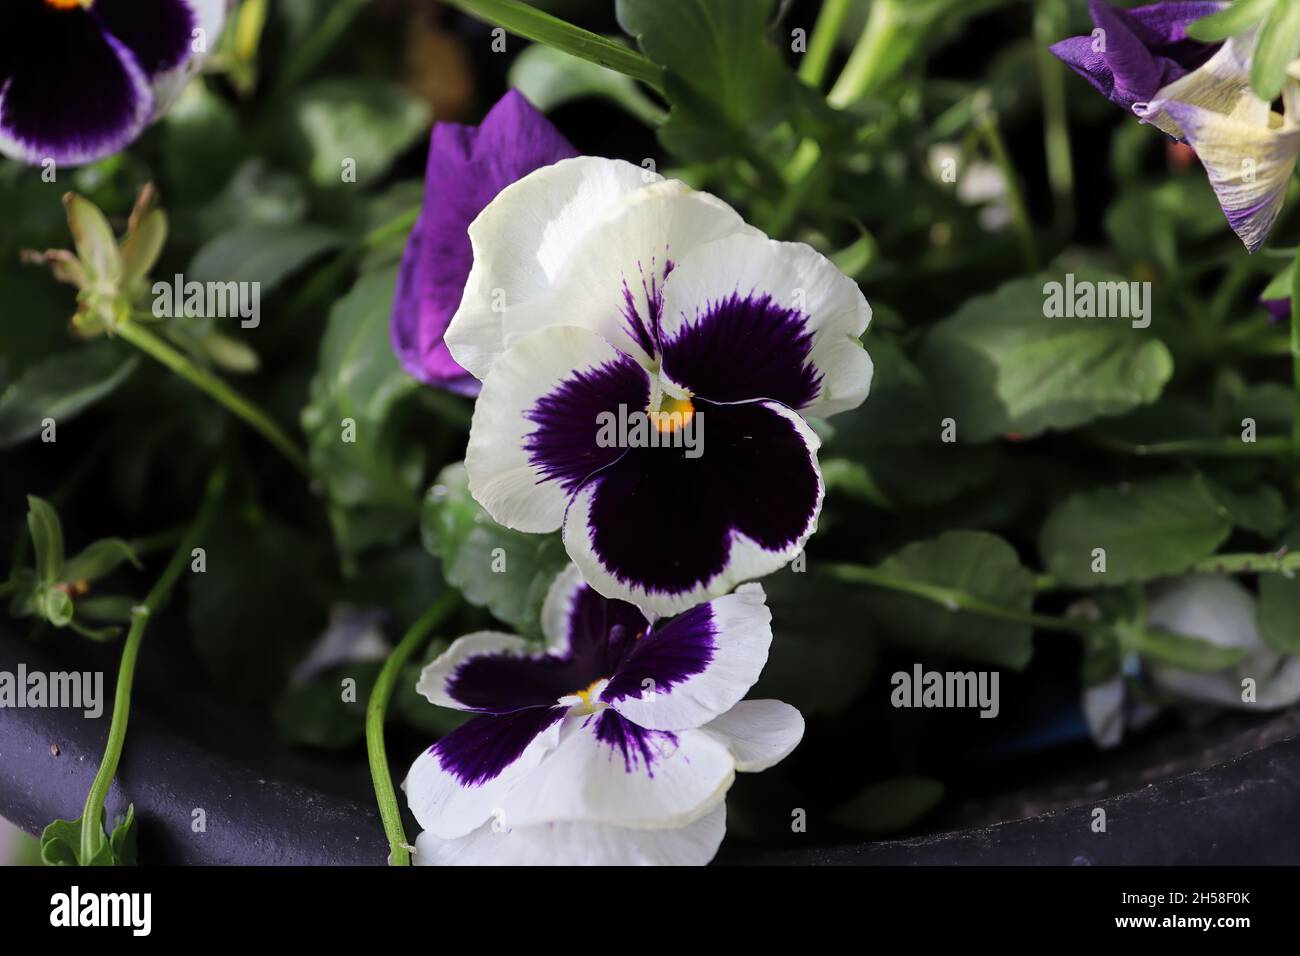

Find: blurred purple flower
0;0;225;166
1050;0;1223;129
391;90;578;394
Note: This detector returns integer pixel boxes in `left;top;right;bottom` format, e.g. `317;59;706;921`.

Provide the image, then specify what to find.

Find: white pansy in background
1145;31;1300;253
403;565;803;866
1084;576;1300;748
443;156;873;616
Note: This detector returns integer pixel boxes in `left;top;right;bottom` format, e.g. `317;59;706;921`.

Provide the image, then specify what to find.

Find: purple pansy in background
0;0;226;166
391;90;578;394
443;156;873;616
403;565;803;866
1050;0;1223;137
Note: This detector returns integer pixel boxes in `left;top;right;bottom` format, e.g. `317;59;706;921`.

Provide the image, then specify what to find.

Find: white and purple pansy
443;156;873;615
391;90;578;394
403;565;804;866
0;0;226;167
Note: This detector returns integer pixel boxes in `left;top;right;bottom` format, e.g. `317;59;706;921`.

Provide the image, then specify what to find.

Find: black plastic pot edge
4;631;1299;865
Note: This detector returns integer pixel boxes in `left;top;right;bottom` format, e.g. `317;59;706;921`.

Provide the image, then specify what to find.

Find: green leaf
1129;627;1248;672
40;818;82;866
1261;258;1293;302
288;78;430;189
617;0;794;160
107;805;138;866
40;587;74;628
865;531;1037;670
1204;478;1286;536
831;776;945;835
74;595;139;623
1257;528;1300;653
63;538;141;583
0;346;138;448
750;567;878;715
917;272;1173;442
1251;0;1300;101
301;267;424;558
272;662;381;749
1039;475;1232;587
1188;0;1274;42
420;463;568;636
447;0;664;91
508;42;667;126
63;193;120;282
26;496;64;585
188;224;341;291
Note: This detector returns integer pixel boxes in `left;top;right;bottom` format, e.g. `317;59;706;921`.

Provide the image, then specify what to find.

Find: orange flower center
45;0;91;10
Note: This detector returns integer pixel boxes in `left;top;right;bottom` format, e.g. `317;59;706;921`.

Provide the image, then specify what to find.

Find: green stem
822;563;1106;634
117;320;310;478
443;0;665;93
1089;433;1289;458
1290;245;1300;482
274;0;368;94
367;591;462;867
1034;549;1300;593
799;0;854;89
974;98;1038;271
78;468;227;863
827;0;906;108
1033;0;1073;234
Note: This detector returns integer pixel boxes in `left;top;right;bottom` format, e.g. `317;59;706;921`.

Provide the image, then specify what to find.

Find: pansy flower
443;156;873;615
1147;34;1300;252
391;90;577;394
0;0;226;166
404;565;804;866
1050;0;1223;136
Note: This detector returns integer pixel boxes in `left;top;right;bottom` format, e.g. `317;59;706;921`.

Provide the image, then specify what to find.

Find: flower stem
1033;0;1073;234
117;319;311;478
974;96;1038;272
1088;432;1290;458
78;467;227;863
799;0;854;89
1290;245;1300;484
822;563;1106;634
366;591;461;867
827;0;905;108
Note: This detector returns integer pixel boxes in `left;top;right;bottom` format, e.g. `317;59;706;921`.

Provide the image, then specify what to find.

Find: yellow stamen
572;679;605;714
45;0;93;10
652;395;695;434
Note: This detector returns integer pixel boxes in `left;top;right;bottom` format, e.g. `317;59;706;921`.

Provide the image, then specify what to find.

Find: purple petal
1124;2;1225;47
392;89;578;390
601;602;716;706
592;710;676;776
94;0;196;78
431;705;566;787
582;401;821;598
1261;297;1290;324
525;351;650;496
0;2;154;165
661;291;822;409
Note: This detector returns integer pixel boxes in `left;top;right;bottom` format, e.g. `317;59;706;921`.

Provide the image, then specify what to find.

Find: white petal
699;699;804;771
151;0;230;116
445;157;657;380
465;325;649;533
659;232;873;418
1146;31;1267;139
500;716;734;830
518;181;760;364
608;584;774;731
1082;676;1125;749
412;803;726;866
415;630;538;711
562;401;825;618
403;710;565;839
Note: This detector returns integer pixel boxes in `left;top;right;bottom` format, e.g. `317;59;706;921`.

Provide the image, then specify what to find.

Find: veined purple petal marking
0;1;154;165
391;89;578;390
432;706;566;787
601;602;716;705
1049;1;1223;120
661;291;821;409
524;352;650;494
592;710;677;776
583;400;820;597
94;0;196;77
621;257;674;357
